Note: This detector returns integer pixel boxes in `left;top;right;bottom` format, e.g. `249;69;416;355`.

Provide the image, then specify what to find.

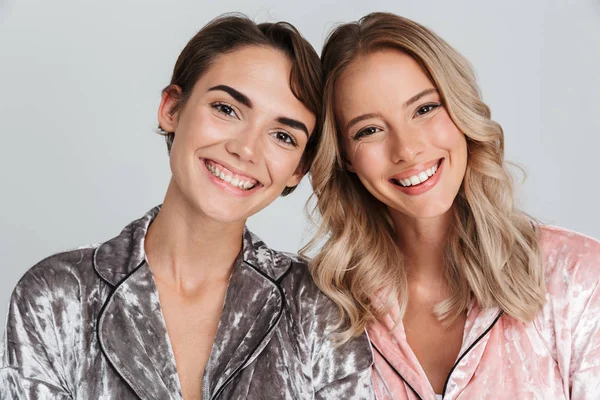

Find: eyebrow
277;117;309;137
209;85;309;136
346;113;383;131
405;88;438;107
345;88;438;131
208;85;252;108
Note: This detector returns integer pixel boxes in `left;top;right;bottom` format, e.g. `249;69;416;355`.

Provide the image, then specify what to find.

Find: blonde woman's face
334;49;467;220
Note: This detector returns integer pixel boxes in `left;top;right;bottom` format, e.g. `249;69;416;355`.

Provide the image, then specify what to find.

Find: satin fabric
1;207;374;399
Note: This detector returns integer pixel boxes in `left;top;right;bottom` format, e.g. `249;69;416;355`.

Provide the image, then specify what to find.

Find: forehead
335;50;435;119
192;46;316;129
205;46;292;87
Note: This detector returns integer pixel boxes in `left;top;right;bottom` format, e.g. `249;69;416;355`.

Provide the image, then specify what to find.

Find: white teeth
204;161;257;190
396;161;441;187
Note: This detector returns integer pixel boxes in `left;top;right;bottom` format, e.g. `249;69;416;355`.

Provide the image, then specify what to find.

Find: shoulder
278;251;321;296
273;250;343;320
2;247;101;393
538;225;600;288
10;246;100;307
534;226;600;380
267;248;327;315
274;250;374;368
535;226;600;335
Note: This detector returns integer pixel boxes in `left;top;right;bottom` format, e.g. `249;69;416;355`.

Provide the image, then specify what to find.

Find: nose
389;127;425;163
224;126;262;163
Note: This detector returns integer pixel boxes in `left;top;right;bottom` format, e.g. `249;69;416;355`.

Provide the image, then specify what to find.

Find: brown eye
353;126;381;140
271;131;298;147
415;104;440;116
212;103;238;118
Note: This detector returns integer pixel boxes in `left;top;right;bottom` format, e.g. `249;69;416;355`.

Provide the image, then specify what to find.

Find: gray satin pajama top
0;207;374;399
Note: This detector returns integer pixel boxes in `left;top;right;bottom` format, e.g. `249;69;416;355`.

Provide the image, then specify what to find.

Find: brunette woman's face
334;49;467;220
159;46;315;223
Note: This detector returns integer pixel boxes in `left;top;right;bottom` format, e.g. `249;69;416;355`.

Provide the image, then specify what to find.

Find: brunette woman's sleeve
1;260;76;400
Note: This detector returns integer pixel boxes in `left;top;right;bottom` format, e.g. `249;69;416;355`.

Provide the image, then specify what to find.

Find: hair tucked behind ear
302;12;544;342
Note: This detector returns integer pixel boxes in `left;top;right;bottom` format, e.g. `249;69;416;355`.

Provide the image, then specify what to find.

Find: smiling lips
203;159;259;191
393;160;440;187
389;158;444;194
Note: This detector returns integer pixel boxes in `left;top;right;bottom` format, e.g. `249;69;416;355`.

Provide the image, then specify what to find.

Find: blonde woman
306;12;600;400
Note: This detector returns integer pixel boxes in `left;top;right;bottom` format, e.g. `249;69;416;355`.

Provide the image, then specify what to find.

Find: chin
411;207;452;220
178;179;279;224
182;193;248;224
202;206;251;224
392;200;454;220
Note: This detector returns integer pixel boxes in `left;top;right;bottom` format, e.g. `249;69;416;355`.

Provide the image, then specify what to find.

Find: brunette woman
1;15;374;400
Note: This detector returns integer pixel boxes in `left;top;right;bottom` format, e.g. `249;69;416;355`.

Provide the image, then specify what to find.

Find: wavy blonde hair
303;12;545;342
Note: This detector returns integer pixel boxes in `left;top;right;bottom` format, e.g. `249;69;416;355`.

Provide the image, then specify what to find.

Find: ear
157;85;182;133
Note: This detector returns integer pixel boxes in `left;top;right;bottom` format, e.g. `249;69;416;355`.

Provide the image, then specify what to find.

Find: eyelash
271;131;298;147
211;102;298;147
352;103;442;140
415;103;441;116
212;102;239;118
353;126;380;140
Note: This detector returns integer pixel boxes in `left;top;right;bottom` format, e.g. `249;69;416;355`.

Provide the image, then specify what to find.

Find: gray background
1;0;599;325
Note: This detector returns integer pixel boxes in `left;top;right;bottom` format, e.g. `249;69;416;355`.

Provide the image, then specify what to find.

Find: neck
390;207;453;284
145;179;245;295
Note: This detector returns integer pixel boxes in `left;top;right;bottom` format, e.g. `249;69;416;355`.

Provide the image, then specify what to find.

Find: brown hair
304;12;544;341
159;14;322;195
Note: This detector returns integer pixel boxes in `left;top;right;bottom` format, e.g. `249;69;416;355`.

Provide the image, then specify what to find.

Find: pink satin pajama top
368;226;600;400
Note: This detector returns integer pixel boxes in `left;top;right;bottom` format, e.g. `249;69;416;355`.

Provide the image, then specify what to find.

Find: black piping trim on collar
92;244;138;288
441;310;504;397
371;342;423;400
96;259;148;399
370;309;504;400
92;245;115;287
211;260;291;399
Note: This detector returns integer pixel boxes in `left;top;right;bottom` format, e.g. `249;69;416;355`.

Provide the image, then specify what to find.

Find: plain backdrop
1;0;599;325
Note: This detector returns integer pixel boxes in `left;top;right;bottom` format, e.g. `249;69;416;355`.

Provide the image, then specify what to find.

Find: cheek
429;112;466;154
169;130;198;177
264;147;303;183
178;108;228;148
169;115;224;175
349;142;388;179
429;114;468;189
